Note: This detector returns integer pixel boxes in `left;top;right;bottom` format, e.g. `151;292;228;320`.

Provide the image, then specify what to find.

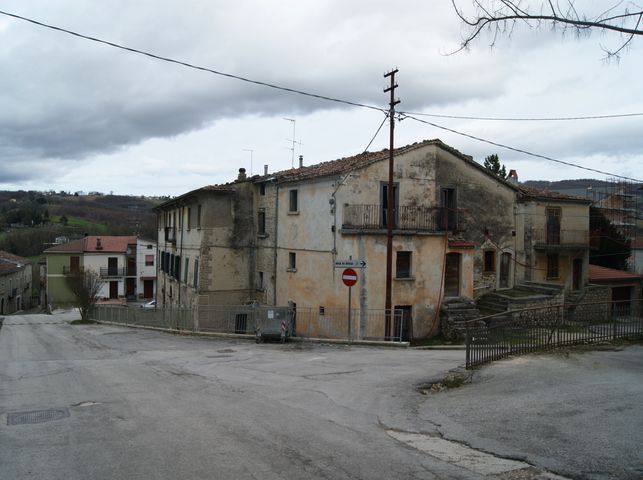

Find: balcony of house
165;227;177;244
532;229;589;250
341;205;457;234
99;267;126;278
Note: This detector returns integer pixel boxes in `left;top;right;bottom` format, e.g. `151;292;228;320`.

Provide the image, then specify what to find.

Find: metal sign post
342;268;358;342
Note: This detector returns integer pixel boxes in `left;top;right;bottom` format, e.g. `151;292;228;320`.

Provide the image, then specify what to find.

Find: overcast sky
1;0;641;196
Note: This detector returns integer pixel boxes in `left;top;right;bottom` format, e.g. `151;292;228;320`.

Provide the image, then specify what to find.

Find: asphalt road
1;311;641;479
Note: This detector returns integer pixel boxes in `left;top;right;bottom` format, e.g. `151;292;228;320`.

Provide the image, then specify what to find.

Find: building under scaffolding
590;179;639;242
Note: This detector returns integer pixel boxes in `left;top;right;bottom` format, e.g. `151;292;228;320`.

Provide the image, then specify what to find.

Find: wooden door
109;281;118;299
444;253;461;297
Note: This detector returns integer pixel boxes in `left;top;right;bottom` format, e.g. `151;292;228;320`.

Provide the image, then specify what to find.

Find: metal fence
90;304;406;343
465;299;643;369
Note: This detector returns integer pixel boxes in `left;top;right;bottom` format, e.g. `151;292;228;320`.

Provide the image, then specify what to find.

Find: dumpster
255;307;293;343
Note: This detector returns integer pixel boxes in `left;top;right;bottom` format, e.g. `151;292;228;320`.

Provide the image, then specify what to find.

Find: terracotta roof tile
517;185;592;203
44;236;137;254
0;251;30;275
588;264;642;281
254;139;472;184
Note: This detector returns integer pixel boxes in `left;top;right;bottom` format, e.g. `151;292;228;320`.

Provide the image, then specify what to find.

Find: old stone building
0;251;33;314
155;139;592;339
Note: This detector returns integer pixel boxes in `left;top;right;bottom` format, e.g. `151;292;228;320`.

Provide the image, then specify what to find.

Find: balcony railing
100;267;125;277
342;205;457;232
532;229;589;249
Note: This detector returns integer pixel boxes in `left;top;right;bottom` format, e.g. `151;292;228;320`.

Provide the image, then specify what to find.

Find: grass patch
50;215;108;232
70;319;98;325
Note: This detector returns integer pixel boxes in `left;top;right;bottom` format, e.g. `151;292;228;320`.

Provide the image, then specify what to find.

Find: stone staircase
476;282;565;316
440;297;482;341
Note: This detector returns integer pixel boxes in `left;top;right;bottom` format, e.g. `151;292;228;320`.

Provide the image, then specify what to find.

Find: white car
140;300;156;309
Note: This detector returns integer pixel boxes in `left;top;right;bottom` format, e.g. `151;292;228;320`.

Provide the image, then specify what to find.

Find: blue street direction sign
334;259;366;269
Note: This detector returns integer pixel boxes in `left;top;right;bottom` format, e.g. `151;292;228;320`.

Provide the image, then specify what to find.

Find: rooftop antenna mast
284;118;302;168
242;149;254;175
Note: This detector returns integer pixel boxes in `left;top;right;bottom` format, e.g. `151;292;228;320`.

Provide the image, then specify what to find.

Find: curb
93;320;410;348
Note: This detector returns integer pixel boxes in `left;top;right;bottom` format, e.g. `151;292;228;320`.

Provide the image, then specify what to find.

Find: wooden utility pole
384;68;399;340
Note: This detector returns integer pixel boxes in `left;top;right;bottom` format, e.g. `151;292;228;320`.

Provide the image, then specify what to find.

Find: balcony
342;205;457;232
165;226;177;244
532;229;589;250
100;267;125;278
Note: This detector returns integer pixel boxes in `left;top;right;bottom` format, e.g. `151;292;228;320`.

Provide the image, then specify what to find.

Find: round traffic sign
342;268;358;287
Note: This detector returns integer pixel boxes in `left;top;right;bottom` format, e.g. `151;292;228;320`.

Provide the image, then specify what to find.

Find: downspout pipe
272;181;279;306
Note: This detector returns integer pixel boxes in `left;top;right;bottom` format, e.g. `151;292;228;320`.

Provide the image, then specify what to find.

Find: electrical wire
0;10;385;114
362;113;389;153
398;110;643;122
401;114;643;183
3;10;643;185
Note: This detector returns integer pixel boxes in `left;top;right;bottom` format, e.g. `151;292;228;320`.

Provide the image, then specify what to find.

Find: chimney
96;237;103;250
237;167;247;181
264;165;268;175
298;155;304;168
508;169;518;185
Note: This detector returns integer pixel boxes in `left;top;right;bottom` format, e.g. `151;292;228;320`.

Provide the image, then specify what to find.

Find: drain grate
7;408;70;426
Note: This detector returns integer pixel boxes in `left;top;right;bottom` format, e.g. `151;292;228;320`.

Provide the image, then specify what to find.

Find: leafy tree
589;207;631;270
65;268;103;321
451;1;643;59
483;153;507;179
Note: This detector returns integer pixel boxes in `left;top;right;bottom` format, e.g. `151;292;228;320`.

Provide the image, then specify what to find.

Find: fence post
465;325;470;369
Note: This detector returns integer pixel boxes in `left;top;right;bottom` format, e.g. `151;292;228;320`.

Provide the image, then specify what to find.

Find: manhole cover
7;408;70;426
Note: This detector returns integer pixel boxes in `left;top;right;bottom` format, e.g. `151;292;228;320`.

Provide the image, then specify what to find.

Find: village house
44;236;157;306
155;139;592;340
0;251;33;314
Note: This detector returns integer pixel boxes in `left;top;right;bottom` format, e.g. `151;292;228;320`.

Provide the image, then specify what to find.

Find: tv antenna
284;118;303;168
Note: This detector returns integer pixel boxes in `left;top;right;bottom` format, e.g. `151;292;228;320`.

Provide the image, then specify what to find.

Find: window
197;204;202;228
547;254;559;279
257;271;264;290
193;259;199;288
483;250;495;273
288;252;297;271
184;257;189;283
70;256;80;274
146;244;153;250
319;306;325;315
187;207;192;230
259;184;266;196
546;207;561;245
258;209;266;236
159;252;164;272
396;251;412;279
289;189;298;213
439;187;457;231
174;255;181;280
145;255;154;266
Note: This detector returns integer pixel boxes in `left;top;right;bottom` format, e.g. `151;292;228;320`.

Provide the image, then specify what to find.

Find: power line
401;114;643;183
3;9;643;184
0;9;385;114
362;113;389;153
398;110;643;122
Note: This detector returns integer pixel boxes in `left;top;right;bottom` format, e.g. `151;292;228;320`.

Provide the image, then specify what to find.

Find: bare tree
65;268;103;321
452;1;643;59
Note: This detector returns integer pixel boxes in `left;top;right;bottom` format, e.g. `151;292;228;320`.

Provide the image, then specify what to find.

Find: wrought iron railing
465;300;642;369
532;229;588;247
342;204;457;231
90;305;408;343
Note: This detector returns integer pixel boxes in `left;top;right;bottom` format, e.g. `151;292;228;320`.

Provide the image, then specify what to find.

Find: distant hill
0;191;163;257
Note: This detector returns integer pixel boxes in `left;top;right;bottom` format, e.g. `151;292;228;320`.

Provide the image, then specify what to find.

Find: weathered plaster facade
0;251;33;314
157;139;592;339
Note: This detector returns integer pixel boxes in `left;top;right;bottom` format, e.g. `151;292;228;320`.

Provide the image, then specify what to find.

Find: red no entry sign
342;268;358;287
